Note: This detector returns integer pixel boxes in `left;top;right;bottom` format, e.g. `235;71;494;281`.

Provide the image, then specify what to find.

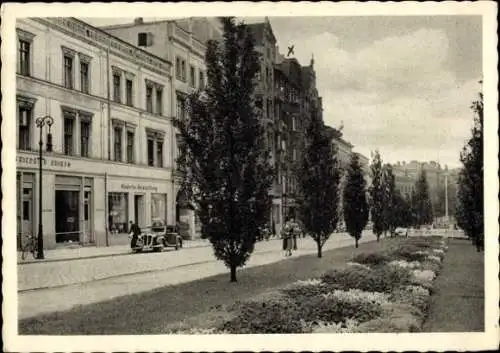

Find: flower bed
169;236;448;334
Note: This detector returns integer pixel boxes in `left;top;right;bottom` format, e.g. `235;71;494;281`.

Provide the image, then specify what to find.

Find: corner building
16;17;175;249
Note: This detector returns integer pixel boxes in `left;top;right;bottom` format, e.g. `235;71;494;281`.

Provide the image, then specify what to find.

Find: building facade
101;17;223;239
16;17;175;249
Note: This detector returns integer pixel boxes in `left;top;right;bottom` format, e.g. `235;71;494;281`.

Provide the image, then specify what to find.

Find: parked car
132;219;183;253
394;227;408;237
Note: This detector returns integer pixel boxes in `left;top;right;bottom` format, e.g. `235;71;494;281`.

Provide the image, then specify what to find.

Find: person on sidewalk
129;220;141;249
282;219;294;257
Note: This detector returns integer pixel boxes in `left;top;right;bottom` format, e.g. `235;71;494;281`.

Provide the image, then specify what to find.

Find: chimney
134;17;144;25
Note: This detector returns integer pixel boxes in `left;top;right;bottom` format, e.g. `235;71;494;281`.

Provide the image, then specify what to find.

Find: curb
17;242;212;266
18;247;289;293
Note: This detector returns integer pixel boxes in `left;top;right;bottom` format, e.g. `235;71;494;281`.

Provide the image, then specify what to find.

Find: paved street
18;232;376;319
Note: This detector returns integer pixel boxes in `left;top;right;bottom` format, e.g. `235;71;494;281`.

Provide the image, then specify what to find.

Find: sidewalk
422;237;484;332
17;238;211;264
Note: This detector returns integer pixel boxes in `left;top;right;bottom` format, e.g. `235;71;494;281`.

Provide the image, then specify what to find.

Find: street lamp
35;115;54;259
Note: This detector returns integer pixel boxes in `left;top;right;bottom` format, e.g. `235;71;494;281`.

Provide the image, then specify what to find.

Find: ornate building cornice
32;17;172;77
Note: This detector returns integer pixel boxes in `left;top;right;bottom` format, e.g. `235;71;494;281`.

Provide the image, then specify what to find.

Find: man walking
129;220;141;249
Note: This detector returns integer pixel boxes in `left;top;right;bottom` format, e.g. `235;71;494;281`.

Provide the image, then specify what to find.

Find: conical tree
297;109;341;258
382;164;396;235
369;151;385;241
412;170;434;227
456;83;484;251
174;17;273;282
343;153;369;248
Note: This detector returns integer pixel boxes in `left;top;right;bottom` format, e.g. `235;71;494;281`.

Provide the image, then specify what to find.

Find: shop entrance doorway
55;190;80;244
134;194;145;227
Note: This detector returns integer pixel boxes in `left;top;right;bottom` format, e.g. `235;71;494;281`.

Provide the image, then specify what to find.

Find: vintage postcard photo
2;1;498;352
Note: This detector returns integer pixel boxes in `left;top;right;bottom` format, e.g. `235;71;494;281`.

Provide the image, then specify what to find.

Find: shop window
108;192;129;234
151;193;167;221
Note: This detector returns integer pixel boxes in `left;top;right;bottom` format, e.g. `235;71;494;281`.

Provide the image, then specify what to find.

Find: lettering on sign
120;183;159;192
17;155;71;168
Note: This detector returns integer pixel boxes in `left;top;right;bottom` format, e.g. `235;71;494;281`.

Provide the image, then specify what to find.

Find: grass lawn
20;237;404;335
422;238;485;332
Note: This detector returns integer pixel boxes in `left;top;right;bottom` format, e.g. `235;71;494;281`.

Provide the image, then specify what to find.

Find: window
80;119;91;157
18;39;31;76
138;32;148;46
156;87;163;115
199;70;205;89
156;140;163;168
114;125;123;162
292;116;296;131
64;116;74;155
18;103;32;151
176;95;186;120
126;79;133;106
293;148;297;161
126;130;135;163
181;60;186;81
147;137;154;166
80;61;90;94
63;55;74;89
190;65;195;87
113;72;121;103
175;57;182;80
108;193;128;233
146;85;153;113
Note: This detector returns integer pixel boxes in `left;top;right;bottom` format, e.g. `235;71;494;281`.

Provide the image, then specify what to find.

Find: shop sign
17;155;72;168
120;183;158;192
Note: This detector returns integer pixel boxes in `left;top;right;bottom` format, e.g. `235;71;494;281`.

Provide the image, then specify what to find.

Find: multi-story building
16;17;175;249
101;17;222;238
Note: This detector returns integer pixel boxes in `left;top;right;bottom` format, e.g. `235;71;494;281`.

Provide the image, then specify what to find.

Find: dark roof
246;21;276;44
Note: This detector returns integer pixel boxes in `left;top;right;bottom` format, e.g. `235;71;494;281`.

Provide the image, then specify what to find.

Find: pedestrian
129;220;141;249
282;219;293;256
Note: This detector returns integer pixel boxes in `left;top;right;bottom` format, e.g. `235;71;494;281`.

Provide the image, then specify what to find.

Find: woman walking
282;219;294;256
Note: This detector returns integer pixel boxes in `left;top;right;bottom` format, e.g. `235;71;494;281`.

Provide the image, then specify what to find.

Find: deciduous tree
412;170;434;227
174;17;273;282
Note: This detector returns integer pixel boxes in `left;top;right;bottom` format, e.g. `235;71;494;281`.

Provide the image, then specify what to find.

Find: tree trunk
317;241;322;258
376;233;380;242
230;265;237;282
355;237;359;248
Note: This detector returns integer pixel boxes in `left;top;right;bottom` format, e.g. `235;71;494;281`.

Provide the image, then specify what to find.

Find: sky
83;16;482;168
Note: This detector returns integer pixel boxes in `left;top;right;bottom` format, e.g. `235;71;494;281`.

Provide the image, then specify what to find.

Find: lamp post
35;115;54;259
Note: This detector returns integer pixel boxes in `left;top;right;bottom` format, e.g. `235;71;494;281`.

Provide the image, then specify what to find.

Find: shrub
322;264;412;293
411;269;436;289
390;247;428;262
305;318;360;333
281;279;330;299
388;260;421;269
352;252;391;266
390;285;430;312
346;262;373;271
427;255;441;264
298;294;384;324
221;296;305;334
